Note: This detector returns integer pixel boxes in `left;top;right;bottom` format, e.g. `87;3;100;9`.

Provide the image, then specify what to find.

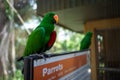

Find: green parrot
18;12;58;61
80;32;93;51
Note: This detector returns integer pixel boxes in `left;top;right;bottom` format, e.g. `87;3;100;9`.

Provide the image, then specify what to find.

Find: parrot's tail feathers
17;57;24;61
22;68;24;74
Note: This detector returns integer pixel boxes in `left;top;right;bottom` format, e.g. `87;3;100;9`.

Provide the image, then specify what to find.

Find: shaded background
0;0;83;80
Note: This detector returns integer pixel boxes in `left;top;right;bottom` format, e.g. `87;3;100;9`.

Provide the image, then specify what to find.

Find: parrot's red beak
54;15;58;24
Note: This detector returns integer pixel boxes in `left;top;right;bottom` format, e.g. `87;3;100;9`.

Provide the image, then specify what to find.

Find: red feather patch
48;31;56;47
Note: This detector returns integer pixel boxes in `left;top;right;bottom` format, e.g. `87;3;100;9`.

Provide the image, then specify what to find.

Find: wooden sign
24;50;90;80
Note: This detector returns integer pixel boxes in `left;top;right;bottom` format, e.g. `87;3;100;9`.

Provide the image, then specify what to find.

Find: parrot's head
86;32;93;38
43;12;58;24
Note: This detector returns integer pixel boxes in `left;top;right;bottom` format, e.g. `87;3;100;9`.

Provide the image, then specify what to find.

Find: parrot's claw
40;54;46;61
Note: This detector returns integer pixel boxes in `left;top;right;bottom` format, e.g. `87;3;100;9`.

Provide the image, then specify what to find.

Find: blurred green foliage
0;70;23;80
10;70;24;80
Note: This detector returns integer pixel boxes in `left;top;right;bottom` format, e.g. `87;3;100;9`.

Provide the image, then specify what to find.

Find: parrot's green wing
23;27;45;56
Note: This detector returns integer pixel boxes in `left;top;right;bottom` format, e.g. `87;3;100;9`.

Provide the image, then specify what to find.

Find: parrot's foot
44;54;51;58
33;54;46;61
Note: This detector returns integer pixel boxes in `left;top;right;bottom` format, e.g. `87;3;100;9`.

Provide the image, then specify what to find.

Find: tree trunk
0;23;10;80
9;0;16;76
0;0;16;79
